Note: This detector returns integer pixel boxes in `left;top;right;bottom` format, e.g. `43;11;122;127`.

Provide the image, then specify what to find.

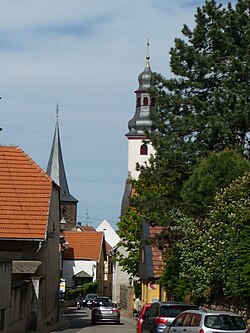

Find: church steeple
47;104;78;230
121;42;159;215
126;40;158;138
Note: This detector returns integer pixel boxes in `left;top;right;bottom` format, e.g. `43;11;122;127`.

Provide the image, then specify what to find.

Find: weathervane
146;39;150;67
56;101;59;118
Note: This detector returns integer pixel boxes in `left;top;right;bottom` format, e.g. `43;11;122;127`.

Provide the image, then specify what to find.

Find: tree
115;206;142;278
150;0;250;165
201;171;250;298
180;149;250;218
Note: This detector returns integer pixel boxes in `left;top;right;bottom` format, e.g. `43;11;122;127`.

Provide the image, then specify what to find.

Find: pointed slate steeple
47;104;78;230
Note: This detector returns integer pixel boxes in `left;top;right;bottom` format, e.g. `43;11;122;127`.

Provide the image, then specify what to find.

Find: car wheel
91;320;95;325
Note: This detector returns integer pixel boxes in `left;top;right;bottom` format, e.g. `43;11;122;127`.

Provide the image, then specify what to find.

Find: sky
0;0;234;229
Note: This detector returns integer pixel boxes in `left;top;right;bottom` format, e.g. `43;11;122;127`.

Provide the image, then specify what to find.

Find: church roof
46;107;78;203
0;146;55;240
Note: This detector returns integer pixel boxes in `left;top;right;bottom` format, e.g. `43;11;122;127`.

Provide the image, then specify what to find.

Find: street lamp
60;217;66;231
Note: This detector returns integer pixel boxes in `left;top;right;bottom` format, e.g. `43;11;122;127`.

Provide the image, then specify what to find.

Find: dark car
141;301;199;333
82;293;97;308
91;297;120;324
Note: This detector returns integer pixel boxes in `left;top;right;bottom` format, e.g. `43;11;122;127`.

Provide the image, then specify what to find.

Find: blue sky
0;0;234;229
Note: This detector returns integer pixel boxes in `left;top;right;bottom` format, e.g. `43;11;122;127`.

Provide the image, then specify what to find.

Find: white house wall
112;246;130;304
63;260;97;289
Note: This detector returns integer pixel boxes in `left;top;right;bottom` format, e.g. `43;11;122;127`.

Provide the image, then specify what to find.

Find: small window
141;247;145;263
140;144;148;155
143;97;148;106
191;314;201;327
183;313;193;326
137;97;140;106
173;313;186;327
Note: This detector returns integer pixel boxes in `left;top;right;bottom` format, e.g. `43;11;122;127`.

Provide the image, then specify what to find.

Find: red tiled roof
0;146;54;240
63;231;104;261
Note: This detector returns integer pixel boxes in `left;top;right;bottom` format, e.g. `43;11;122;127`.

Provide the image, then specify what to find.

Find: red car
137;304;151;333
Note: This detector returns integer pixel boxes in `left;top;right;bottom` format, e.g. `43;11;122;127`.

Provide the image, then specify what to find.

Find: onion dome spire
126;40;158;137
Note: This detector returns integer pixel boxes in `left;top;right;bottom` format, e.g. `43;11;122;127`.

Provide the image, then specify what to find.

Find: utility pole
0;97;2;131
86;209;89;225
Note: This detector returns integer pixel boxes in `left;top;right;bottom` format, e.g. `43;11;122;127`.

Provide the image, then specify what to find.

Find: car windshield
85;295;96;300
160;306;197;318
204;315;246;330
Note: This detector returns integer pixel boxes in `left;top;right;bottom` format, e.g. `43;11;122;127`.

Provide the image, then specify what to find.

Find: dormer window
140;144;148;155
143;97;148;106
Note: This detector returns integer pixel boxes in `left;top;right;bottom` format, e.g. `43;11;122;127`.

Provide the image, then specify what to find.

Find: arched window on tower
137;97;140;107
140;144;148;155
143;97;148;106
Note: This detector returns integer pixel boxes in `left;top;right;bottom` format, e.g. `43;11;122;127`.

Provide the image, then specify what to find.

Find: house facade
0;146;61;332
62;231;107;295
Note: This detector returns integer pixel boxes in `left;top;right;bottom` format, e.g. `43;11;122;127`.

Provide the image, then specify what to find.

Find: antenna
86;209;89;225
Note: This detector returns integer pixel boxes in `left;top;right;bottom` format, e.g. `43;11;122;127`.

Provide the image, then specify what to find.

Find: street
51;306;136;333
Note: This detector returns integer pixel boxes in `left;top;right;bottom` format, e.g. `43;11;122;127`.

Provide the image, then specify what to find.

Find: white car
163;309;247;333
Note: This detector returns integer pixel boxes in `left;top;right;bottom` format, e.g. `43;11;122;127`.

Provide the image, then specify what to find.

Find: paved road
50;306;136;333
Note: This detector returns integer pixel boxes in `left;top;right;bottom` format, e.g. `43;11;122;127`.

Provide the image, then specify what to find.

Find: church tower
121;42;158;214
46;104;78;230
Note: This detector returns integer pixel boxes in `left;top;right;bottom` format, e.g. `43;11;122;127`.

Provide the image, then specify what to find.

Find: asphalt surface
27;306;136;333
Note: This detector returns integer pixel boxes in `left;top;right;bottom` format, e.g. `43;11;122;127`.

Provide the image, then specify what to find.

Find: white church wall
128;138;155;179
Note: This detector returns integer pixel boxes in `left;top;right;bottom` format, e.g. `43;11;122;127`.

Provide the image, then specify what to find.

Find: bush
64;282;98;301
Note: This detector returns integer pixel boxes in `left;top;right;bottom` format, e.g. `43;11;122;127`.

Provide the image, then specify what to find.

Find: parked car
137;304;151;333
141;301;199;333
82;293;97;308
162;309;247;333
91;297;120;324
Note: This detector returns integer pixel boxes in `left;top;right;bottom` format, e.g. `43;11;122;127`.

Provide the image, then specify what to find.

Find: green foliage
64;282;98;301
149;0;250;163
115;206;142;277
158;249;189;301
181;150;250;218
202;172;250;298
171;172;250;301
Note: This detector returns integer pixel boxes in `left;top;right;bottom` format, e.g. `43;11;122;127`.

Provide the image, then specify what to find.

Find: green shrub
64;282;98;300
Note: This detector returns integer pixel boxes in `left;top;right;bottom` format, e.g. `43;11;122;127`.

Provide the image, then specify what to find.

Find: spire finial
146;39;150;67
56;102;59;119
146;39;150;60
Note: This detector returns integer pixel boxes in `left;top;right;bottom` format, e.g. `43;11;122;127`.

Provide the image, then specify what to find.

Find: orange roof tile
63;231;104;261
0;146;54;240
